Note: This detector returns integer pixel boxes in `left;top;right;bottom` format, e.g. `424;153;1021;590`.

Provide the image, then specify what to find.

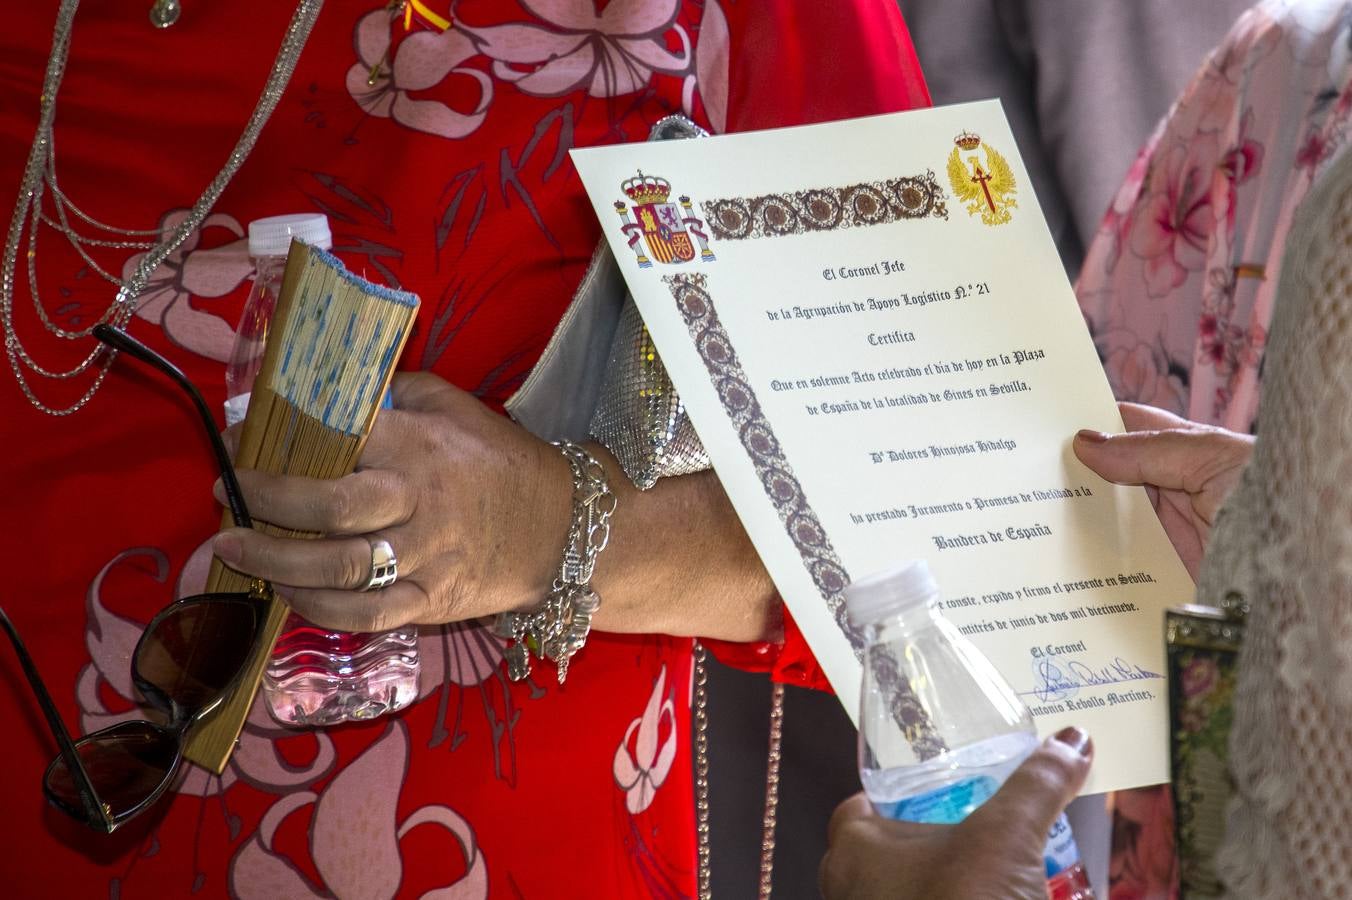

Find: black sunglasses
0;324;270;833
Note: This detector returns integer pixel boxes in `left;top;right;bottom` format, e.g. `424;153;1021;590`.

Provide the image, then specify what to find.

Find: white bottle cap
844;559;939;627
223;391;251;427
247;213;332;258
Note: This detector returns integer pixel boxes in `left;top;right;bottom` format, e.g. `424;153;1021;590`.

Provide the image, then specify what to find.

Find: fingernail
211;479;226;504
213;532;242;566
1075;429;1110;444
1053;726;1092;757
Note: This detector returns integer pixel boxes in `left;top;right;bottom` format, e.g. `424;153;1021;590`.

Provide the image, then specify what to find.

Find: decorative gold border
700;173;947;241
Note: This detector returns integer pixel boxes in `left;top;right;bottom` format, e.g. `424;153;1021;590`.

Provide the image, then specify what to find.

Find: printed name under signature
1025;656;1163;703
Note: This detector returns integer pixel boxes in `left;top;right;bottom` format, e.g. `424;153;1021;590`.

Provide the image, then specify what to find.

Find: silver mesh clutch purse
588;296;710;489
587;115;711;489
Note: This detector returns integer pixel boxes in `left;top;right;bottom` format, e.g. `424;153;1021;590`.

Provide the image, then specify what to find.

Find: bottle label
224;391;251;427
884;775;999;824
878;780;1083;881
1044;812;1081;878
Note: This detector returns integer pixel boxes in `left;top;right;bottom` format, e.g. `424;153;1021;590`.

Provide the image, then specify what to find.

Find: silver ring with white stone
362;538;398;591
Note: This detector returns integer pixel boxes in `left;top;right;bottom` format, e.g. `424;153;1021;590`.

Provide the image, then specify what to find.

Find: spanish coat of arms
946;131;1017;226
613;172;715;268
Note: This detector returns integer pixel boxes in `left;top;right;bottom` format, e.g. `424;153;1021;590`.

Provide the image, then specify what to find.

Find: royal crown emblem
613;171;715;267
946;131;1018;226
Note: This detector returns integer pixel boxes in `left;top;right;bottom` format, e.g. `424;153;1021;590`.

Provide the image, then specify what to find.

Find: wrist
496;441;617;683
509;436;574;612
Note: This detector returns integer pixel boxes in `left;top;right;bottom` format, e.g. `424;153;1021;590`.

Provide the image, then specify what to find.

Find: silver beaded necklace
1;0;325;416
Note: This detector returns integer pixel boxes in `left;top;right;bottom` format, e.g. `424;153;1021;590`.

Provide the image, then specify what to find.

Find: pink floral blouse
1075;3;1352;896
1078;0;1352;436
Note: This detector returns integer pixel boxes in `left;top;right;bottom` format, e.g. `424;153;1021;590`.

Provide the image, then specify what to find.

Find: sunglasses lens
44;721;178;823
135;596;261;717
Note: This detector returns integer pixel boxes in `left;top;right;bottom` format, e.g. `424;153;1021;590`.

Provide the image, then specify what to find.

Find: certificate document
571;101;1193;794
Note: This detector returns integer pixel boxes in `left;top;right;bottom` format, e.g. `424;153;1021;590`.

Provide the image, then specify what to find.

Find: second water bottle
847;559;1095;900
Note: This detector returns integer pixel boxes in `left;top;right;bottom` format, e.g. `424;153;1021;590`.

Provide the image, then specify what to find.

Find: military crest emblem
946;131;1017;225
613;171;716;268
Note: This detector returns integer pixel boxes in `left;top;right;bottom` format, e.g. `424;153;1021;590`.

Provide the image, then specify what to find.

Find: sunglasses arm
0;607;114;832
92;325;254;530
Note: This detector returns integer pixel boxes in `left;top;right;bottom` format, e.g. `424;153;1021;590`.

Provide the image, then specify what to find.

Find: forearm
582;442;781;643
216;375;781;642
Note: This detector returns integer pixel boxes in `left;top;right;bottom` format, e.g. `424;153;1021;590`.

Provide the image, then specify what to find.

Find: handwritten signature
1025;656;1163;703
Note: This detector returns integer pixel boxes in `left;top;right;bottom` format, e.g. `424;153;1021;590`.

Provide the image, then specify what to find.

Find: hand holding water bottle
820;726;1093;900
839;560;1097;898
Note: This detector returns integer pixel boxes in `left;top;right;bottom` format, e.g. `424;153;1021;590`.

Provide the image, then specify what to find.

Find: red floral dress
0;2;927;897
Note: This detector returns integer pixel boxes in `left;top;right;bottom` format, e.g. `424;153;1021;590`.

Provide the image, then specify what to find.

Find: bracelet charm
497;442;614;684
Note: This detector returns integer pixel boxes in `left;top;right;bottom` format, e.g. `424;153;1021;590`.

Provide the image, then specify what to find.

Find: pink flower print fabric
228;720;488;899
346;10;493;140
457;0;693;99
613;665;679;815
122;211;253;362
1077;1;1352;433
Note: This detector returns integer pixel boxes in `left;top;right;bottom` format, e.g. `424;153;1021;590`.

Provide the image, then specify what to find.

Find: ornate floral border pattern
663;273;853;631
662;273;944;757
700;173;948;241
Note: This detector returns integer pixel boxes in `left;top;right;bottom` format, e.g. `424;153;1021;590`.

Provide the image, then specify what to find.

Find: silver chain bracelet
495;441;616;684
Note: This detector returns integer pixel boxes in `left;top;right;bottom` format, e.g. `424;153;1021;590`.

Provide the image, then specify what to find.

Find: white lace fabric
1209;147;1352;896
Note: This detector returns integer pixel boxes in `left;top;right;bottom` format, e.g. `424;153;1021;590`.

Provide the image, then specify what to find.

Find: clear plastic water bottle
847;560;1095;900
225;213;420;728
264;617;420;727
224;214;334;426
